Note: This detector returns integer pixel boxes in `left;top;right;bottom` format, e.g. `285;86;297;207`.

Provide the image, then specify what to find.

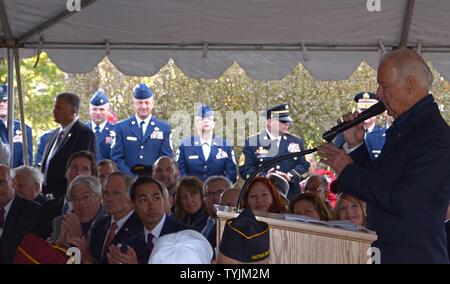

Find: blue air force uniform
110;84;172;174
176;105;237;183
87;90;115;161
177;135;237;183
0;84;33;167
0;120;33;167
364;124;386;160
334;92;386;160
239;104;309;200
35;131;52;167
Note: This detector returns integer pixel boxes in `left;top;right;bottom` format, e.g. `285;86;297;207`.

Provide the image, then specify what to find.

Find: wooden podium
216;210;377;264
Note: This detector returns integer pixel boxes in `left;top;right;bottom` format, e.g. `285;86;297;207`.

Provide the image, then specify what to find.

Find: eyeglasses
205;189;225;198
69;193;95;204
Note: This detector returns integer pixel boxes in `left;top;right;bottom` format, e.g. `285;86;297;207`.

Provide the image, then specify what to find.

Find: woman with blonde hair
332;193;366;226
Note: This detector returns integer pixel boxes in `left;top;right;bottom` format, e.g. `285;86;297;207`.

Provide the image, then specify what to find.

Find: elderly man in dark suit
0;165;40;263
69;171;141;264
318;49;450;263
34;151;96;240
106;176;188;264
41;92;97;198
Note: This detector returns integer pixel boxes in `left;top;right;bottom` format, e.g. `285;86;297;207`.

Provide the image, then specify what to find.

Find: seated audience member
241;176;287;214
288;192;331;221
97;159;117;186
33;151;97;239
201;176;232;247
0;165;41;264
332;193;366;226
13;166;46;204
51;176;105;248
216;208;270;264
174;176;209;232
148;230;213;264
152;156;180;211
107;177;188;264
70;172;141;264
267;172;290;208
303;153;337;208
304;174;332;210
219;187;240;208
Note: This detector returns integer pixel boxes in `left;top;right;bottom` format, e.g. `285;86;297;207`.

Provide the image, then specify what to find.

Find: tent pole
6;48;14;166
13;48;29;166
399;0;416;48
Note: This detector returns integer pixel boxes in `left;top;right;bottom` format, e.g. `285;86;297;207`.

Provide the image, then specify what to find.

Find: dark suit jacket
41;120;96;198
89;211;142;263
33;197;64;240
34;131;52;167
446;220;450;262
338;96;450;263
123;215;188;264
0;195;41;263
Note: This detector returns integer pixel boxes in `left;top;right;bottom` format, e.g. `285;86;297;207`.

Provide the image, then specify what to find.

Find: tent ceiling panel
2;0;450;79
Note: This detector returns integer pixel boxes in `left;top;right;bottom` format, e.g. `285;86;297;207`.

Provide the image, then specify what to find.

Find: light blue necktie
201;218;215;238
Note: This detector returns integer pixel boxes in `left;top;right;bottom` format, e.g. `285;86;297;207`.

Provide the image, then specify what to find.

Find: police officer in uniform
111;83;172;175
0;84;33;167
88;90;115;161
334;92;386;160
176;104;237;183
239;103;309;201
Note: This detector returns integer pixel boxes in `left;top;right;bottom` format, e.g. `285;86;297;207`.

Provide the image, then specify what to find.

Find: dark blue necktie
140;121;145;135
95;125;100;136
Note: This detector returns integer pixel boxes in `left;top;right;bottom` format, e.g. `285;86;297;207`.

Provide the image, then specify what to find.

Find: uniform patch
150;130;163;139
188;155;199;160
216;148;229;159
239;154;245;166
287;143;300;153
126;136;137;141
255;146;269;156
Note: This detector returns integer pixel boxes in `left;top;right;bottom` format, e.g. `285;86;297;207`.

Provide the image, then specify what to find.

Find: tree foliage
1;53;450;159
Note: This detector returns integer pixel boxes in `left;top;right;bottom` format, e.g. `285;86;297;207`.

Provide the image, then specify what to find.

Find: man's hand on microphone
317;143;353;175
341;111;365;148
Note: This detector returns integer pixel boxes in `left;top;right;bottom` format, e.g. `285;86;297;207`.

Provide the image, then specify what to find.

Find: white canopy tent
1;0;450;165
2;0;450;80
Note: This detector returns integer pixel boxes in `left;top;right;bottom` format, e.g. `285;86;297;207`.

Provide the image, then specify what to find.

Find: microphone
322;101;386;142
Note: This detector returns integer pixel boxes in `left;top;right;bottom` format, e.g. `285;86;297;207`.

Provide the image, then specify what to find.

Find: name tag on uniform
126;136;137;141
188;155;199;160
